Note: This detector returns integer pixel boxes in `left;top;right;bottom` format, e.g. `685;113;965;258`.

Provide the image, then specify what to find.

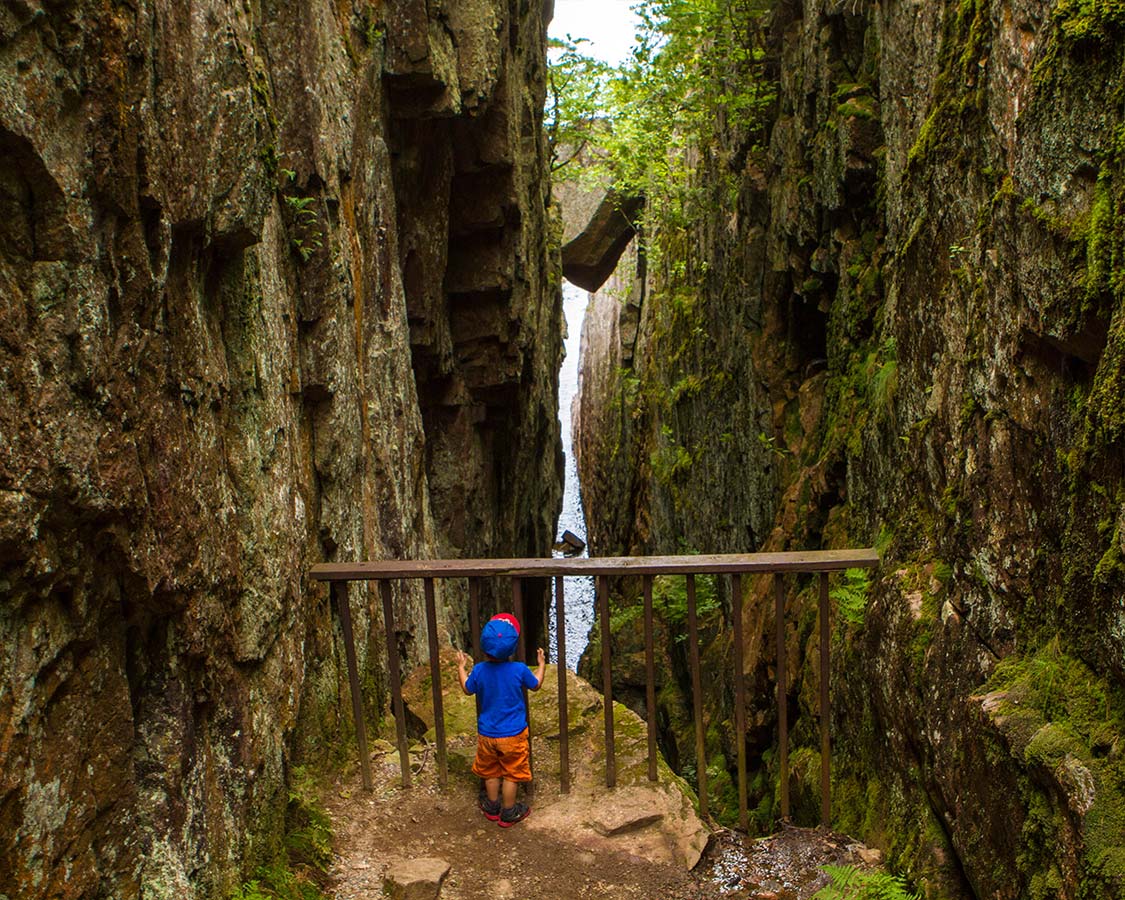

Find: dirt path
323;743;878;900
325;746;704;900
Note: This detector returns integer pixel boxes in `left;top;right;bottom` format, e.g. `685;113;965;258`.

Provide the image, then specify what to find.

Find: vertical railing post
513;577;525;660
469;577;482;724
380;580;411;788
775;574;789;822
598;574;615;788
513;577;534;799
643;575;657;782
819;571;831;828
555;575;570;793
469;577;482;660
732;573;748;831
333;581;373;792
686;574;707;819
424;578;448;788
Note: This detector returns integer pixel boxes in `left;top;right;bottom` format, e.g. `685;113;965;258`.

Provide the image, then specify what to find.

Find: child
456;613;546;827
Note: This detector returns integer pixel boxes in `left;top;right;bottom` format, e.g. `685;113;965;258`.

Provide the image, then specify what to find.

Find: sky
548;0;641;66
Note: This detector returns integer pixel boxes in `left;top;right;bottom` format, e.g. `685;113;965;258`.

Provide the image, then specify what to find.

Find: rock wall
0;2;560;898
574;1;1125;897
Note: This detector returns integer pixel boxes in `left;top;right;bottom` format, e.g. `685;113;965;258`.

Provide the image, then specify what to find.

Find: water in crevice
548;280;596;670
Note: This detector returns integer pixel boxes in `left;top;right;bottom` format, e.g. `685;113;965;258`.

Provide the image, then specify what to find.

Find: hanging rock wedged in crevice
561;190;645;292
572;1;1125;897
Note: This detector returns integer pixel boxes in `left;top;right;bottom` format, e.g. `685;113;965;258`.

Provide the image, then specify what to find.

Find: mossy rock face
570;0;1125;898
973;643;1125;898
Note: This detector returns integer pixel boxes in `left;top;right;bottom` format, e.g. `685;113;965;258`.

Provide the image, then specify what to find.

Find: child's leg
484;777;501;803
501;778;518;809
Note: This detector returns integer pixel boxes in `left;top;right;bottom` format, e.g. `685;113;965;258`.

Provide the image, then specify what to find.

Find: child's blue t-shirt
465;660;539;738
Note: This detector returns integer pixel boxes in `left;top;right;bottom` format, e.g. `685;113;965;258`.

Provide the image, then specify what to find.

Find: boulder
561;191;644;291
401;649;712;868
383;857;451;900
529;784;709;869
553;529;586;555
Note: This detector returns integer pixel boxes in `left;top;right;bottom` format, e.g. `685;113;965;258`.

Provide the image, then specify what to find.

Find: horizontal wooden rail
312;548;878;581
320;548;878;831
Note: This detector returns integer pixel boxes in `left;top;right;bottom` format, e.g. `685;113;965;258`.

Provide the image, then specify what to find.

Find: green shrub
812;864;921;900
831;568;871;628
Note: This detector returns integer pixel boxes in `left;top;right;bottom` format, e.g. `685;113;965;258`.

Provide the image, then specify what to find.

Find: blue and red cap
481;613;520;660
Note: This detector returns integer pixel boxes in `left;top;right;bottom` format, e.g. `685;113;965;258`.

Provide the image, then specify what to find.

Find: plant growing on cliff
546;36;612;175
278;168;324;263
604;0;775;219
831;567;871;628
230;766;333;900
284;195;323;262
812;864;921;900
546;0;777;220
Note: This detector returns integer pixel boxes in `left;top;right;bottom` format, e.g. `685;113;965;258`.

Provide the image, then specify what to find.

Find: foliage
278;168;324;263
608;572;721;635
231;865;330;900
232;881;272;900
831;567;871;628
1052;0;1125;45
285;766;333;872
651;430;694;485
229;767;333;900
652;572;719;628
865;339;898;414
812;864;921;900
546;0;777;219
546;36;613;174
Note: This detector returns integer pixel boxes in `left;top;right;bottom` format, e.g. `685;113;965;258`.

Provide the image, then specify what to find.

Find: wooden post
686;574;707;819
643;575;657;782
555;575;570;793
469;577;482;660
469;576;482;723
380;580;411;788
599;574;615;788
776;574;789;822
820;571;831;828
333;581;372;792
514;578;534;799
732;573;748;831
424;578;448;788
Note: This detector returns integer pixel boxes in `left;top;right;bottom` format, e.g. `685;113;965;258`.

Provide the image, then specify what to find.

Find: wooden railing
311;548;878;829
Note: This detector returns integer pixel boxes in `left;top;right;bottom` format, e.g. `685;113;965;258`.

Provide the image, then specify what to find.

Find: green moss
980;640;1125;891
1085;169;1116;298
832;764;953;893
1053;0;1125;45
907;0;992;168
650;441;692;485
1024;722;1087;766
837;97;879;121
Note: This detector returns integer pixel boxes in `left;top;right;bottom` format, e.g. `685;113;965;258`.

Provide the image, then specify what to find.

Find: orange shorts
472;729;532;782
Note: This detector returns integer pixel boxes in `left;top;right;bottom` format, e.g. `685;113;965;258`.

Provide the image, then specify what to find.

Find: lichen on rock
0;1;561;897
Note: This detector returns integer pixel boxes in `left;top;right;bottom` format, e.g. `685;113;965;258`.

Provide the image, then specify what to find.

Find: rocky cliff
574;1;1125;897
0;1;560;897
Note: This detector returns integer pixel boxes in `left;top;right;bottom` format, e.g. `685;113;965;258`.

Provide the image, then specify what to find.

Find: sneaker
478;791;501;821
498;802;531;828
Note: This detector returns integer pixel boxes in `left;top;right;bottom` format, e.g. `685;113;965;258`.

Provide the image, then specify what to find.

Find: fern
831;568;871;628
812;864;921;900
